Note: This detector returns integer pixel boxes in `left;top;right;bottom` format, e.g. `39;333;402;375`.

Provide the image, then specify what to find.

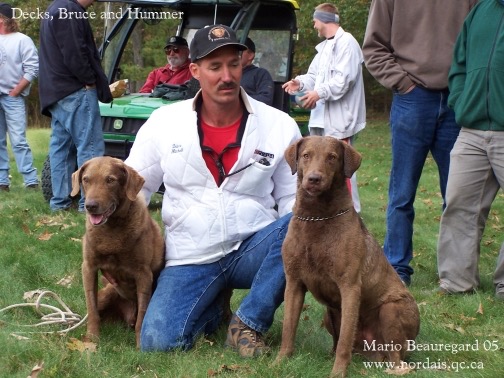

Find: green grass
1;122;503;377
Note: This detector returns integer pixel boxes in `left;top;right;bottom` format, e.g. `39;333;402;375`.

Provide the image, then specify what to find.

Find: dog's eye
327;154;337;161
106;177;115;184
302;153;309;159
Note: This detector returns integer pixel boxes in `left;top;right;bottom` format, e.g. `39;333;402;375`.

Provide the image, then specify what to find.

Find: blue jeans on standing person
384;86;460;285
48;88;104;211
0;95;38;187
140;213;292;352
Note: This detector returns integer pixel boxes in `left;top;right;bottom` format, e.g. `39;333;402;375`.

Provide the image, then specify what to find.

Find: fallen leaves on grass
421;198;433;207
56;275;74;288
207;364;250;376
23;289;50;302
203;338;214;346
22;223;31;235
66;337;96;353
10;333;30;340
444;323;466;334
135;365;159;377
27;362;44;378
476;302;484;315
37;230;53;241
384;362;414;375
36;216;67;228
460;314;476;322
36;216;79;231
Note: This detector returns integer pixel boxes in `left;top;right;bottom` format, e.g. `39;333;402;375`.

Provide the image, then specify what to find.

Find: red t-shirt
139;61;193;93
201;117;241;185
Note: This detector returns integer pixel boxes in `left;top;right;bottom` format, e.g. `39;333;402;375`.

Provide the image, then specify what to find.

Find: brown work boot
224;314;271;358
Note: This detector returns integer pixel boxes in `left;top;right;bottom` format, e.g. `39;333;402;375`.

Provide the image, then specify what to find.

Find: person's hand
298;90;320;109
404;84;416;94
282;79;300;94
8;89;20;97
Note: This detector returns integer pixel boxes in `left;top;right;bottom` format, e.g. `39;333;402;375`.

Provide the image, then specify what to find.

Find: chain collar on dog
294;208;350;221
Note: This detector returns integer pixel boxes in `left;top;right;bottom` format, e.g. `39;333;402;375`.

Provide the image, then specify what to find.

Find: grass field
0;121;503;377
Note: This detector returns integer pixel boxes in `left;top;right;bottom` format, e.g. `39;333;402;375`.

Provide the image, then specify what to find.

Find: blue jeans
48;88;104;211
384;86;459;284
140;213;292;352
0;95;38;186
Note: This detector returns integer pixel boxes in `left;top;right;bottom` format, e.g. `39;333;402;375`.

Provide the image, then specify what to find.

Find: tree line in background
13;0;389;127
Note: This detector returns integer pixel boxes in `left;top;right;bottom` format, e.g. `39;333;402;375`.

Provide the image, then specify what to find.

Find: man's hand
282;79;300;94
298;90;319;109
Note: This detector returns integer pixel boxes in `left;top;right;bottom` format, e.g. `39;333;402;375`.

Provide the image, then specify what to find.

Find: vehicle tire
41;155;53;202
42;154;81;203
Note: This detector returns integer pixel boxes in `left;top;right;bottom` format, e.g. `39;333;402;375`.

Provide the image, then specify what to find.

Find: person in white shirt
0;3;39;191
125;24;301;357
283;2;366;212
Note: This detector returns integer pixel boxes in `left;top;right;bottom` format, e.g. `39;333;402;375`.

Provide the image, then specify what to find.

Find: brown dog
71;157;165;348
276;136;420;377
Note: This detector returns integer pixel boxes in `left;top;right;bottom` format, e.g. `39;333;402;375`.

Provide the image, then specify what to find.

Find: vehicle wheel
42;154;81;203
41;155;53;202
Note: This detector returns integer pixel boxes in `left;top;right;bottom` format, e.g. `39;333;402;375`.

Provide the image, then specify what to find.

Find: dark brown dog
71;157;165;348
276;136;420;377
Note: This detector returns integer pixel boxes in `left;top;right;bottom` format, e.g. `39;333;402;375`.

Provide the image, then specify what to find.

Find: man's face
190;46;242;106
165;45;189;68
78;0;95;9
313;18;325;38
241;49;255;68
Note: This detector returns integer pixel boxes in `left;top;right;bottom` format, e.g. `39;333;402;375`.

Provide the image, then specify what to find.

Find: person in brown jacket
362;0;478;286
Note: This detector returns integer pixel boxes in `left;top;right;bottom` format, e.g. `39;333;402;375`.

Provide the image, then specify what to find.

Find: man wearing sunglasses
139;36;193;93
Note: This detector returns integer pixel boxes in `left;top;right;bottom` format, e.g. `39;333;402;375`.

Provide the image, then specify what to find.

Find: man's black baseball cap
190;25;247;61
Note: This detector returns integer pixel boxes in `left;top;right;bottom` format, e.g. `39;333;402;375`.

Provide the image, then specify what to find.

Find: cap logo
169;37;177;43
208;26;230;41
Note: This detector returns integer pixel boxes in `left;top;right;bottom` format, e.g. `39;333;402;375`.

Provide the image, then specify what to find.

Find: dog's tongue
89;213;105;225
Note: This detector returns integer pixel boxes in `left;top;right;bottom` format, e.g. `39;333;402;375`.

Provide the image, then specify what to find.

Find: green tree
293;0;390;113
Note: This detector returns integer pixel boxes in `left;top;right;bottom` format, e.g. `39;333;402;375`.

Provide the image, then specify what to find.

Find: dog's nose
307;173;322;185
85;200;99;213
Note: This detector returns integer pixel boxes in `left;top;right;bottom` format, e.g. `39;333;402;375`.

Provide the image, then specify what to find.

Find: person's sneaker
26;184;39;189
437;286;475;296
0;185;9;192
495;284;504;300
224;314;271;358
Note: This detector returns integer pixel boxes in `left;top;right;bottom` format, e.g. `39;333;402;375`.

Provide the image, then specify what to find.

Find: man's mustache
218;82;238;90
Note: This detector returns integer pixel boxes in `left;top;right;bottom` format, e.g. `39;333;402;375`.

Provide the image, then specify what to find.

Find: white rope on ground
0;290;87;335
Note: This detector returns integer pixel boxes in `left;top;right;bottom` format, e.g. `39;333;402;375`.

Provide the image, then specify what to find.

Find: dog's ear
342;142;362;178
284;137;304;175
71;160;89;196
123;164;145;201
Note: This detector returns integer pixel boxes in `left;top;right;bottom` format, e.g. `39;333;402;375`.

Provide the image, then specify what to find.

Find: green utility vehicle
41;0;309;201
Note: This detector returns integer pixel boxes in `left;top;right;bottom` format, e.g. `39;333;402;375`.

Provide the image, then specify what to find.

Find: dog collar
294;208;350;221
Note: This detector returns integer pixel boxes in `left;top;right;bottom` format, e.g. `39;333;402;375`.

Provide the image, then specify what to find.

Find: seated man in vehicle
240;37;274;106
139;36;193;93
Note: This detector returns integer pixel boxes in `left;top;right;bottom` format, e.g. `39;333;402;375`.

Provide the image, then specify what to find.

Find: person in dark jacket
240;37;274;106
437;0;504;299
39;0;111;212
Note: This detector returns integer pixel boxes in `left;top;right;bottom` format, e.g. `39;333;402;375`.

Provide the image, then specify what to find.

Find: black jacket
39;0;111;116
240;65;274;106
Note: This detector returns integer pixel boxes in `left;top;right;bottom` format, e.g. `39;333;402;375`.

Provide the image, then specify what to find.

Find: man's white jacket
126;89;301;266
296;27;366;139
